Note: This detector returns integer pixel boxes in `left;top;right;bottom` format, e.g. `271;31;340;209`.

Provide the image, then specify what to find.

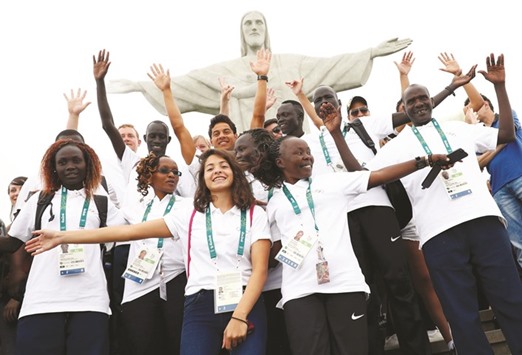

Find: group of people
0;10;522;355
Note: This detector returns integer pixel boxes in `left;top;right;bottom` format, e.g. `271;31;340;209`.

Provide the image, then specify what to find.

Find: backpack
349;119;413;229
10;191;108;301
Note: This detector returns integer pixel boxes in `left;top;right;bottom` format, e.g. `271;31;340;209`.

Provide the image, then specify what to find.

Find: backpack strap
186;209;197;278
34;191;56;231
100;176;109;195
349;119;377;155
93;194;108;228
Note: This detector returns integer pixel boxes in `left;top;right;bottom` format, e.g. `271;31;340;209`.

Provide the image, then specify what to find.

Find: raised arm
478;53;514;144
148;64;196;165
218;77;235;117
431;64;477;108
64;88;91;130
249;49;271;129
394;51;414;94
438;52;484;111
286;78;324;130
319;102;362;171
93;49;126;160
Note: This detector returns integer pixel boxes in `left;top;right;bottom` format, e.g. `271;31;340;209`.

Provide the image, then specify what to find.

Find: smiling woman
4;139;125;355
25;148;272;354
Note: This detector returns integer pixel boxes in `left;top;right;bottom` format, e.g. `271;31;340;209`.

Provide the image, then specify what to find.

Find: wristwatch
415;156;428;170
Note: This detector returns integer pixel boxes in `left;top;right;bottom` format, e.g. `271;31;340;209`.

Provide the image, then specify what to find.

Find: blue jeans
181;290;266;355
493;175;522;267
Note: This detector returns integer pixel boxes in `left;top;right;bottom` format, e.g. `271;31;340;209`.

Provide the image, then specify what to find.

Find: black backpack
10;191;108;301
349;119;413;229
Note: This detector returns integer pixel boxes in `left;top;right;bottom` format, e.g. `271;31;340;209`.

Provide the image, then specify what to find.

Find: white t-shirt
369;120;502;247
9;188;125;318
121;194;185;303
302;116;394;212
244;171;282;292
163;199;271;296
266;172;371;306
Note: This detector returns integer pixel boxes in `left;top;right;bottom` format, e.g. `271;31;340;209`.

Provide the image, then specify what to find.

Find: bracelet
257;75;268;82
445;86;456;96
415;156;429;170
427;154;434;167
231;316;249;326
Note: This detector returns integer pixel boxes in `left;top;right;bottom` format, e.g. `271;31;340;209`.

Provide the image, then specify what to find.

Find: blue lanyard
60;186;90;231
142;195;176;249
411;118;453;154
205;207;247;260
282;180;319;233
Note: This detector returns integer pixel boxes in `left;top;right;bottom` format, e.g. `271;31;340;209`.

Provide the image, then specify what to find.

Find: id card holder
275;230;318;269
59;244;86;275
316;261;331;284
122;247;163;284
214;270;243;314
439;167;472;200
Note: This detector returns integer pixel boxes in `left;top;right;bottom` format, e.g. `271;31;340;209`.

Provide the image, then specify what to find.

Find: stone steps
384;308;511;355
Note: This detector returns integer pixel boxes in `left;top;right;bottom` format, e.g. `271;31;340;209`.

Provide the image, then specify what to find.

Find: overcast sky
1;0;520;221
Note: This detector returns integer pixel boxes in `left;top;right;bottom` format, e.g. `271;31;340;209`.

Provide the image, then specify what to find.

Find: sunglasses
157;167;182;176
271;126;281;134
349;107;369;116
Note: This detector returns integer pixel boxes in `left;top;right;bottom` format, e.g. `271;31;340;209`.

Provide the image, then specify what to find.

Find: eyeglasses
349;107;369;116
271;126;282;134
157;167;182;176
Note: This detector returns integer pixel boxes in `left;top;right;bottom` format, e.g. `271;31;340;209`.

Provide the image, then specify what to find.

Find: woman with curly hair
234;128;291;354
120;152;186;355
27;149;272;355
249;101;455;354
2;139;125;355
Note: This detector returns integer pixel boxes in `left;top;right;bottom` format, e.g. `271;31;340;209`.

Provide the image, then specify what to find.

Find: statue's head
240;11;271;56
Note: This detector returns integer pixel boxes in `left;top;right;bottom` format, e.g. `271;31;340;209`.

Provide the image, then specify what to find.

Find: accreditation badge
59;244;86;275
122;246;163;284
214;270;243;314
275;230;318;269
439;167;472;200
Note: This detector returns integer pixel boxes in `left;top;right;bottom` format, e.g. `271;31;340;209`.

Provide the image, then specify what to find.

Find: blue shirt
489;110;522;194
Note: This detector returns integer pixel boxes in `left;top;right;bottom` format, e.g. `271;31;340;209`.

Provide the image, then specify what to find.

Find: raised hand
285;78;304;96
265;87;276;111
319;102;342;133
64;88;91;116
478;53;505;85
93;49;111;80
249;48;271;76
394;51;415;76
219;77;235;102
438;52;462;76
147;64;171;92
451;65;477;88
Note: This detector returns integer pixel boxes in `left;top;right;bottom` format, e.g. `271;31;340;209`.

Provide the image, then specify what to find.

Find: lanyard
60;186;90;231
342;122;350;138
411;118;453;154
142;195;176;249
318;127;332;166
205;207;247;263
282;181;319;233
